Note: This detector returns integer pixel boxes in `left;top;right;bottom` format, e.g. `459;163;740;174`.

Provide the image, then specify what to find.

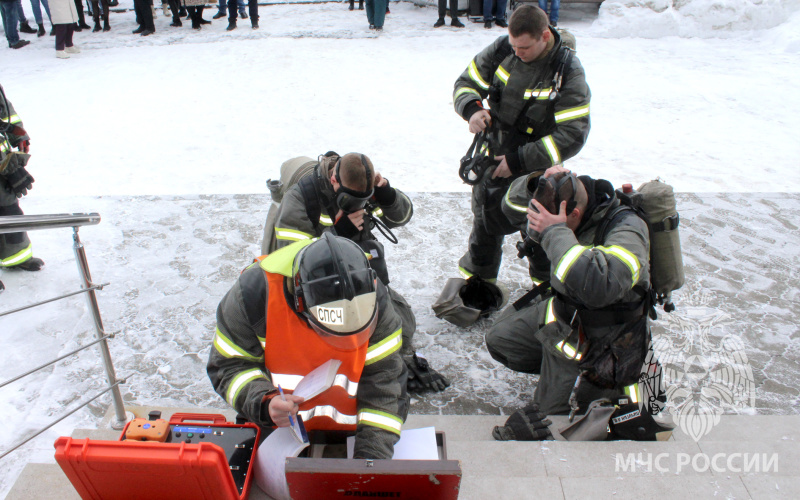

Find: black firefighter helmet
293;233;379;348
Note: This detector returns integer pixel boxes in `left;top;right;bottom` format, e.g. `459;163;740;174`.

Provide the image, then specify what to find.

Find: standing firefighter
450;5;590;286
208;234;407;459
265;152;450;393
0;84;43;293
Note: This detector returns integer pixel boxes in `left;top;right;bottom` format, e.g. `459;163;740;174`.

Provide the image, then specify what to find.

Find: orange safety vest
263;271;369;432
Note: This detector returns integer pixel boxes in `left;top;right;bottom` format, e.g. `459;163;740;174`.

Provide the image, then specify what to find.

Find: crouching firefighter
208;233;409;458
487;166;668;441
265;152;449;393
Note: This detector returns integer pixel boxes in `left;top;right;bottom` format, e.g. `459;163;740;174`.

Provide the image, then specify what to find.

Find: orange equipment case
54;413;260;500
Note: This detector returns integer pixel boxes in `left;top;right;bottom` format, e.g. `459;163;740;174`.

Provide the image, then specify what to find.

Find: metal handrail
0;213;129;460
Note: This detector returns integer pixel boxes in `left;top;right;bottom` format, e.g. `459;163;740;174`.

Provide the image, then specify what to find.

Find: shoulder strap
492;36;514;67
594;204;638;247
298;175;323;233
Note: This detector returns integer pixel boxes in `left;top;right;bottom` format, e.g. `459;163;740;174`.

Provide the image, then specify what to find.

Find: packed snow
1;0;800;496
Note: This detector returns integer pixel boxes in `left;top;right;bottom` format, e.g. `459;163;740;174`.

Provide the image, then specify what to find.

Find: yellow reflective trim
213;328;264;362
625;384;639;404
1;114;22;124
0;243;33;267
542;135;561;165
454;87;481;100
319;214;333;226
468;60;490;90
544;298;556;324
365;328;402;365
555;340;582;360
274;227;313;242
358;409;402;435
299;405;357;425
555;104;590;123
523;88;552;100
526;127;534;135
270;373;304;391
371;207;383;217
597;245;641;286
495;65;509;85
504;188;528;213
457;266;496;283
260;238;315;277
554;245;587;282
226;368;267;407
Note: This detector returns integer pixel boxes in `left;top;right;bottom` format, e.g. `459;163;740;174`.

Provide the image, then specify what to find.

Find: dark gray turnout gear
452;29;591;281
207;248;408;460
1;85;35;271
486;177;650;416
272;155;416;349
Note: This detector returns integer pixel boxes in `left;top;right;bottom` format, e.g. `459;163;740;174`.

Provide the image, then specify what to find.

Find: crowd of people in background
3;0;549;57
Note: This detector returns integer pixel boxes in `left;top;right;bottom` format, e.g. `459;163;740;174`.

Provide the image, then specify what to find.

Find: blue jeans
365;0;386;28
28;0;50;25
538;0;559;25
218;0;244;15
1;1;20;45
483;0;507;22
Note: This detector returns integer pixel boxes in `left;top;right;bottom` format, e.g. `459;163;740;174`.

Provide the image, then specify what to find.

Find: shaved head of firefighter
333;153;374;192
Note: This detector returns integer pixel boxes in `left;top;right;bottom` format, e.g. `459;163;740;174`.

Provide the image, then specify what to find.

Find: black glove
333;213;360;238
492;403;553;441
403;353;450;393
372;179;396;206
4;165;34;198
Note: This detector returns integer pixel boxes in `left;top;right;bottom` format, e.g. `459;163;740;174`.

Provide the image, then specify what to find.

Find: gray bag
432;277;508;327
558;399;615;441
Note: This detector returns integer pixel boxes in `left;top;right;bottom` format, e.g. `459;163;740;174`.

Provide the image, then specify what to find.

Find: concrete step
7;408;800;500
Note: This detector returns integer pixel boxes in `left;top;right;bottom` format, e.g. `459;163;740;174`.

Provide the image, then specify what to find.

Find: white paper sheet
254;427;310;500
346;426;439;460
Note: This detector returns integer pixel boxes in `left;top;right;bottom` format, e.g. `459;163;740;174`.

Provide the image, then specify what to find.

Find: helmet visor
306;291;378;349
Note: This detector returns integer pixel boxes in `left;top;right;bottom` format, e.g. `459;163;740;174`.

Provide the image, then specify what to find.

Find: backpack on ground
597;179;685;313
260;156;319;255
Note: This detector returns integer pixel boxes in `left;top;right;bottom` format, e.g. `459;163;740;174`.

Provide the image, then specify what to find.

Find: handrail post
72;227;128;430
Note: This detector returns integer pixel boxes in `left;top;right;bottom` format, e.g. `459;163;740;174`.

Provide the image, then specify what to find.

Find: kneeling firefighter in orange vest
208;233;408;459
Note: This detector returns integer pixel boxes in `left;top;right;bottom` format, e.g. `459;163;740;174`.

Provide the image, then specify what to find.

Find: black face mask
527;173;579;243
334;154;374;214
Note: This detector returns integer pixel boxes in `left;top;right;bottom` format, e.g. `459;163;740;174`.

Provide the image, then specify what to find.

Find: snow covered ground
2;0;800;496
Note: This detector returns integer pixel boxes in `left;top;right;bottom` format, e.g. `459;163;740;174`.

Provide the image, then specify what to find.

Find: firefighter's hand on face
491;155;512;179
468;109;492;134
373;172;388;188
269;393;304;427
528;199;568;234
543;164;570;178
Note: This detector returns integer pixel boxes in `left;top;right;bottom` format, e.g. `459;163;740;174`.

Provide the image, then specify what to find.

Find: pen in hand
277;385;296;427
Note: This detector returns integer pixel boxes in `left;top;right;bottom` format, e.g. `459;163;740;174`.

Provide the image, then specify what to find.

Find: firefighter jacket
453;30;591;177
207;241;407;460
504;174;651;389
273;159;413;249
1;87;31;206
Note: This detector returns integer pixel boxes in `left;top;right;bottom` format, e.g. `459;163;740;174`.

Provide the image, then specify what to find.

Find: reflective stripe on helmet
226;368;267;407
299;405;358;426
504;188;528;213
358;409;403;435
365;328;402;366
